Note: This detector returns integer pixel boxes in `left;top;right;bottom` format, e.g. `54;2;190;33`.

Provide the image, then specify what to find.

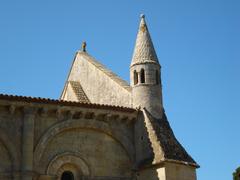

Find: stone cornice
0;95;138;123
130;61;161;68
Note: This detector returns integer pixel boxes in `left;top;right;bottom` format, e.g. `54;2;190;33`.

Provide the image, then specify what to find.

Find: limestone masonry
0;15;199;180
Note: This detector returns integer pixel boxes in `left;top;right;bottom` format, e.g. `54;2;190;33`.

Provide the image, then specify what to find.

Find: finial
82;41;87;52
140;14;145;19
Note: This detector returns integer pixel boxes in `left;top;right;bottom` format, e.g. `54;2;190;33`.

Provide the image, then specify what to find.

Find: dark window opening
140;69;145;83
61;171;74;180
133;70;138;85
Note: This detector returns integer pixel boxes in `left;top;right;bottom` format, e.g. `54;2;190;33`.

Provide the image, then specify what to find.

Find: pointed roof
60;50;132;107
140;108;199;168
131;15;160;67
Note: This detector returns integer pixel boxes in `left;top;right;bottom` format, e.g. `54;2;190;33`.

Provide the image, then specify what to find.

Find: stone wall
61;82;79;102
66;52;132;107
137;162;196;180
0;96;197;180
0;105;22;180
0;98;137;180
130;63;163;118
165;162;197;180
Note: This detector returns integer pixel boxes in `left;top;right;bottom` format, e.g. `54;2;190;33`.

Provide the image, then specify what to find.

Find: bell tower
130;14;163;118
131;15;198;180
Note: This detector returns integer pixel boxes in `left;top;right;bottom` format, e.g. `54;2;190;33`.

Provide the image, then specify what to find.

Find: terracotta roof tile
0;94;136;113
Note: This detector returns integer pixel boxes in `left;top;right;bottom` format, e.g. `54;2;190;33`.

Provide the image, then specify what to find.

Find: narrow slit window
156;70;159;84
134;70;138;85
140;69;145;83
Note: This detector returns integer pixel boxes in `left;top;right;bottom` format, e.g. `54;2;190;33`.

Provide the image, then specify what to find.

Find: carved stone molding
46;152;90;178
34;119;135;166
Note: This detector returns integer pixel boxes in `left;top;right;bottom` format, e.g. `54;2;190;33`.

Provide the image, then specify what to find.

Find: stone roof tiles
143;108;199;168
69;81;90;103
131;15;160;67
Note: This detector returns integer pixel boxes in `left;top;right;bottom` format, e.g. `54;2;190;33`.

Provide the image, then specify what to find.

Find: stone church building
0;15;199;180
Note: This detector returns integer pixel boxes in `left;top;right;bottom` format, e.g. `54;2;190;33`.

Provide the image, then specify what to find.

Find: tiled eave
0;94;136;113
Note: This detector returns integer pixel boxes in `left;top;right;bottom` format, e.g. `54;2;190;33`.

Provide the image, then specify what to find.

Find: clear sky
0;0;239;179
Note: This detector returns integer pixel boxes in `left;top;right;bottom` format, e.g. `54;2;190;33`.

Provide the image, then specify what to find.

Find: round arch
34;119;135;166
47;152;90;179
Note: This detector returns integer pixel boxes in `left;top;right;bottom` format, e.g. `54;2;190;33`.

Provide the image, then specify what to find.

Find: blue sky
0;0;239;179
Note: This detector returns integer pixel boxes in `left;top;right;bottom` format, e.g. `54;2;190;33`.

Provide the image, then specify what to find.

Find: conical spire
131;14;159;67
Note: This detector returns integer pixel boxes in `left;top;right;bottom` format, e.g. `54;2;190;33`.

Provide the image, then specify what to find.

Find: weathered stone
0;15;198;180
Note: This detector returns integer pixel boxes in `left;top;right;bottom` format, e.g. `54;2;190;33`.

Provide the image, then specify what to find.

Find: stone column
21;107;36;180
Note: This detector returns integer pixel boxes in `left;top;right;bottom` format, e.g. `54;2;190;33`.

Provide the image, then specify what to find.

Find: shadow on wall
134;111;159;180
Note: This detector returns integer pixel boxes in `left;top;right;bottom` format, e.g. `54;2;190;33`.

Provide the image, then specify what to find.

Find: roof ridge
78;52;131;92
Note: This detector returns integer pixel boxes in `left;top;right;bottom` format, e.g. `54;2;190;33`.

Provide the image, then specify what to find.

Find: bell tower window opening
140;69;145;83
61;171;74;180
133;70;138;85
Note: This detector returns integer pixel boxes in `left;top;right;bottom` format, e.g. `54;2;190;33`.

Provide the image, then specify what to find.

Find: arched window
156;70;160;85
140;69;145;83
133;70;138;85
61;171;74;180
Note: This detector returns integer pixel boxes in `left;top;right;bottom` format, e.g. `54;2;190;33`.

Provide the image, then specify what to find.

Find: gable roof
78;52;131;92
60;51;132;107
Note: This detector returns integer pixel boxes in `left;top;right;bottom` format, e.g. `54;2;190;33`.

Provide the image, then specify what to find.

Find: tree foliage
233;167;240;180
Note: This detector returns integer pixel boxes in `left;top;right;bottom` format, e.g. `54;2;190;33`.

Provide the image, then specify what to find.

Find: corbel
8;105;16;115
96;113;108;122
72;111;83;119
56;108;63;120
84;111;95;119
66;110;74;120
39;107;48;117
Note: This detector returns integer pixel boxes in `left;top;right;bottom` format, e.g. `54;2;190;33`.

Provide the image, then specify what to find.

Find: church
0;15;199;180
